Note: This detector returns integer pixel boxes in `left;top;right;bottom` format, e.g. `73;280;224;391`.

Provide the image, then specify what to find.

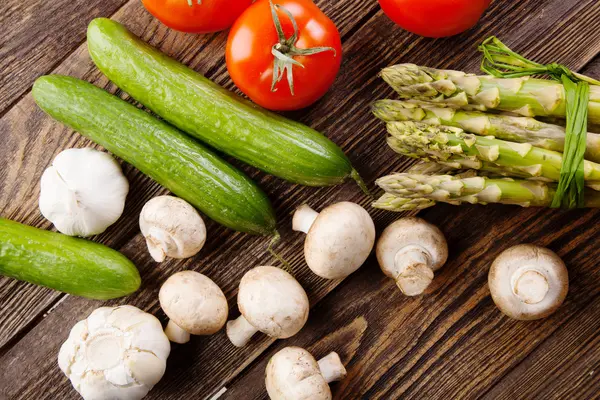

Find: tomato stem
269;0;337;95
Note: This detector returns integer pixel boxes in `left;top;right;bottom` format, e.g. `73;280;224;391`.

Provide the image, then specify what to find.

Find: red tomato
142;0;253;33
226;0;342;111
378;0;491;38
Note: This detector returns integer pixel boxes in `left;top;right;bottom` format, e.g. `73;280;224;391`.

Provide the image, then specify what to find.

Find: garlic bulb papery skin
39;148;129;237
58;306;171;400
139;196;207;262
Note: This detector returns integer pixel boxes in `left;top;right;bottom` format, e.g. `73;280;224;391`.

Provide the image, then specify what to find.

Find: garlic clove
58;338;77;375
127;318;171;361
125;350;167;386
78;370;148;400
86;307;116;333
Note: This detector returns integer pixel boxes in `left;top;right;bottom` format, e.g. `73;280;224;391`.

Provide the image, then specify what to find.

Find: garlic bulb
139;196;206;262
58;305;170;400
39;148;129;237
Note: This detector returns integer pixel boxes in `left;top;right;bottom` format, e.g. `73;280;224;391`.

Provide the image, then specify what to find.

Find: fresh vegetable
0;218;140;299
159;271;228;344
372;100;600;163
378;0;491;38
140;196;206;262
386;121;600;184
478;37;599;209
226;0;342;111
226;266;309;347
376;217;448;296
58;306;170;400
380;64;600;123
86;19;363;189
489;245;569;320
39;148;129;237
141;0;252;33
266;347;347;400
33;75;276;236
292;202;375;280
374;173;600;211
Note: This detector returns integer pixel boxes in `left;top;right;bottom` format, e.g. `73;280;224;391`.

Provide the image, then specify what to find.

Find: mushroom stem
164;320;190;344
226;315;259;347
393;245;434;296
317;352;347;384
510;267;549;304
292;205;320;234
145;227;172;262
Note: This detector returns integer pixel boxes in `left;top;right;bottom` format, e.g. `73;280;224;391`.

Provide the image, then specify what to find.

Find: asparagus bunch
373;100;600;163
380;64;600;124
374;173;600;211
386;121;600;184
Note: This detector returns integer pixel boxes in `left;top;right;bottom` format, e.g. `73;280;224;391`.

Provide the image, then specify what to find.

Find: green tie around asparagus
380;64;600;124
374;173;600;211
373;100;600;163
386;121;600;184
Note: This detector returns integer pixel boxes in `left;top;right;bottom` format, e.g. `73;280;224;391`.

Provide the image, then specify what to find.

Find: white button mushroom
58;305;170;400
292;202;376;280
139;196;206;262
159;271;228;344
226;266;309;347
39;148;129;237
265;346;347;400
376;217;448;296
488;244;569;320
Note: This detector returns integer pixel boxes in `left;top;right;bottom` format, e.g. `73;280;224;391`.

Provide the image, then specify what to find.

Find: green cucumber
33;75;277;236
0;218;140;299
87;18;364;188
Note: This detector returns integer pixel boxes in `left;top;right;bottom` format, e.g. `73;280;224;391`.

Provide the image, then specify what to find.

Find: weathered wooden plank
1;0;600;399
0;0;380;353
224;204;600;399
0;0;129;116
482;299;600;400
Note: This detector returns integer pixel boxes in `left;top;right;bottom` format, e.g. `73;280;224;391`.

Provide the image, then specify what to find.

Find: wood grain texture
483;299;600;400
0;0;600;399
0;0;129;116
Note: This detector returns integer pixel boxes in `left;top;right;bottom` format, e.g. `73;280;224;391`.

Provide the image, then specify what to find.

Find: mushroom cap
304;202;375;279
58;305;170;400
238;266;309;339
488;244;569;321
159;271;228;335
376;217;448;279
139;195;206;261
265;347;332;400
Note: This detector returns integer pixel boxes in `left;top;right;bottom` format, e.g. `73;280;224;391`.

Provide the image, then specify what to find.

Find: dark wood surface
1;0;600;399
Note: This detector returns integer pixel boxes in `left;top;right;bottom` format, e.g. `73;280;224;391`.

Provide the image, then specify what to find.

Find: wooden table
1;0;600;399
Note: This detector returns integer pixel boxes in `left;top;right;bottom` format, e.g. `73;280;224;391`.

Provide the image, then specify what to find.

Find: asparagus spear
386;121;600;183
374;173;600;210
373;100;600;163
380;64;600;124
373;193;436;211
